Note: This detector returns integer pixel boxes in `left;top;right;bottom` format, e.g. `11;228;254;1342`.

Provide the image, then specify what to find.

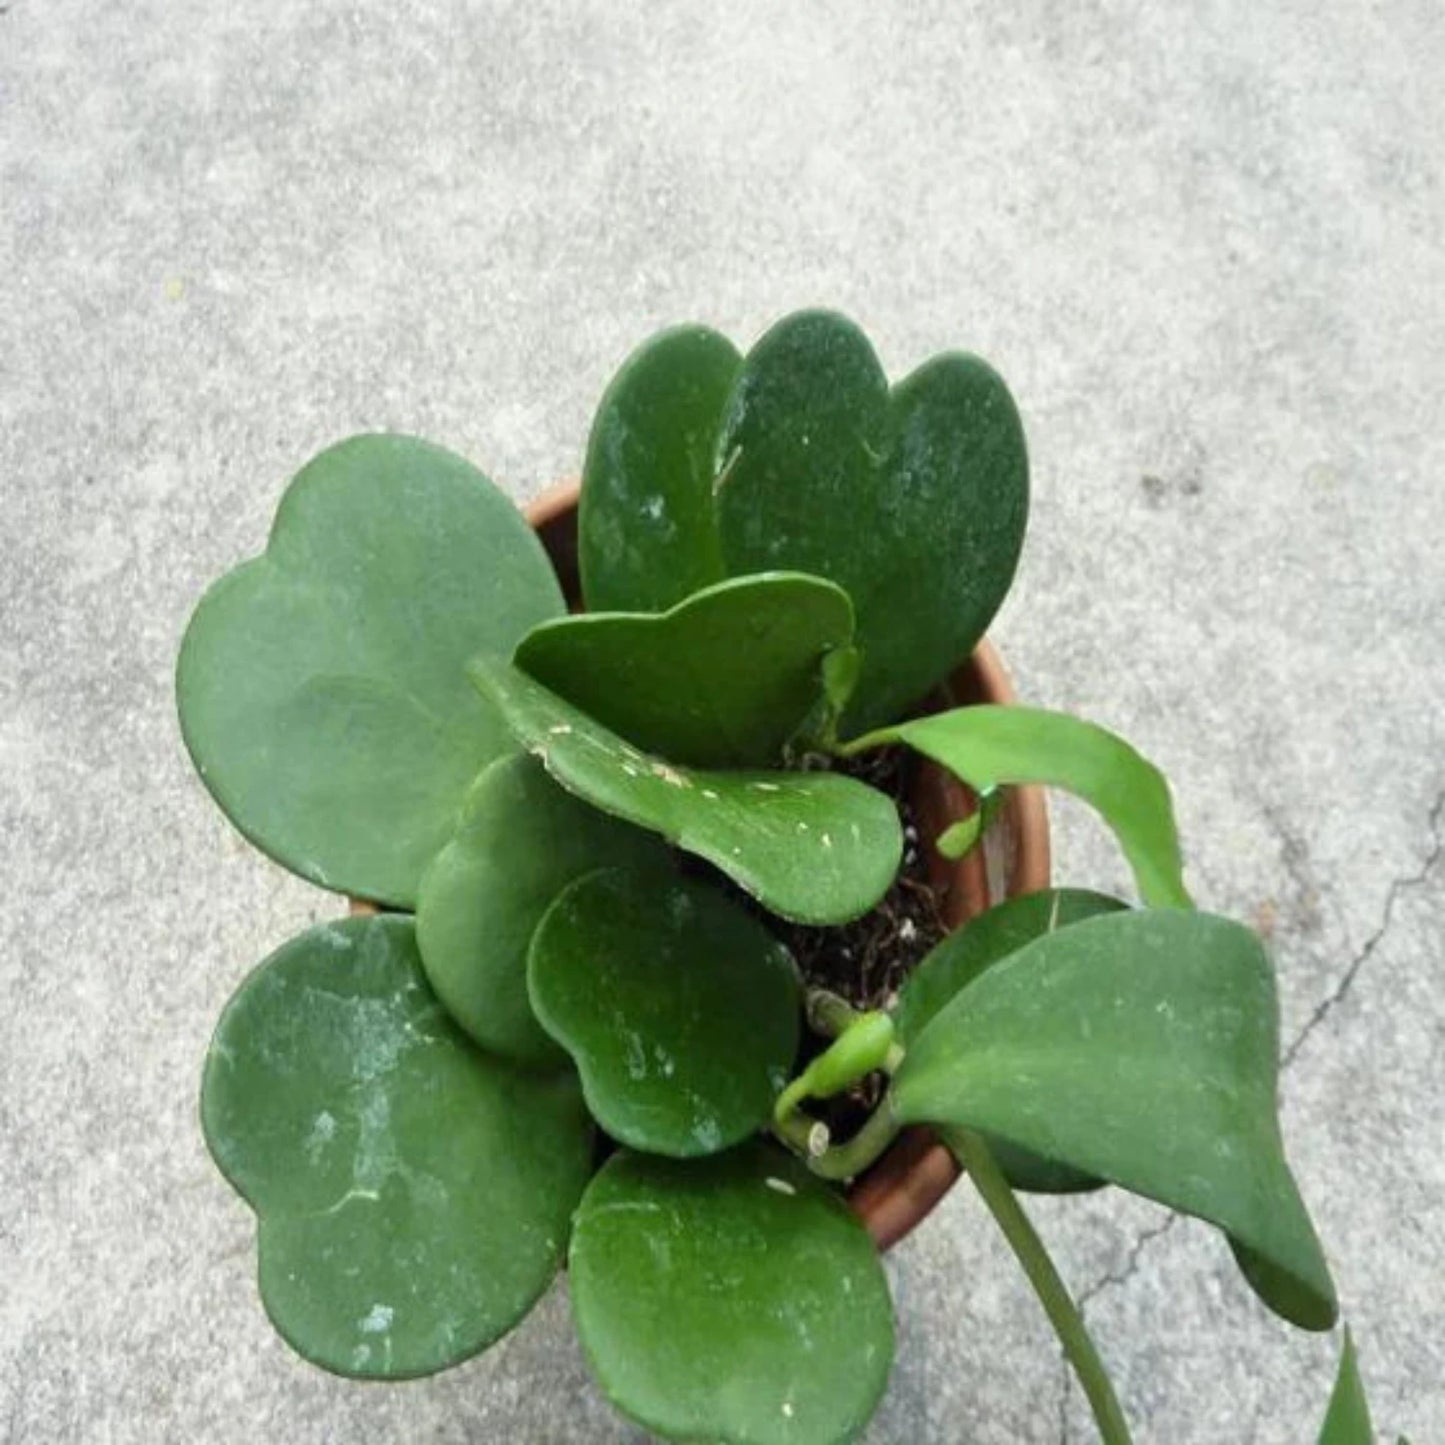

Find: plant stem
947;1128;1133;1445
806;1100;902;1182
806;988;861;1039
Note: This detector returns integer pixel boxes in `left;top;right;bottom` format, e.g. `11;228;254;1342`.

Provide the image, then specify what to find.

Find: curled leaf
847;705;1190;909
470;656;901;925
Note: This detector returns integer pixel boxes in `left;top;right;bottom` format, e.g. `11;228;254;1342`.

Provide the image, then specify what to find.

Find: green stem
806;1101;902;1182
806;988;861;1039
772;1106;828;1160
948;1128;1133;1445
834;728;889;760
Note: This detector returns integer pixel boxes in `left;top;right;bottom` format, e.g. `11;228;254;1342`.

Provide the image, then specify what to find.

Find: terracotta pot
355;481;1051;1252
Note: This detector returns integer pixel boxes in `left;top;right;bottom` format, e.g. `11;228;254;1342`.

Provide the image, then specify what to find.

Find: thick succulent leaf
892;909;1337;1330
1318;1331;1374;1444
580;323;740;611
570;1143;894;1445
515;572;855;767
201;915;594;1378
715;311;1028;732
177;435;563;906
528;867;800;1156
896;889;1128;1195
895;888;1129;1044
416;754;671;1067
469;656;902;925
851;705;1190;908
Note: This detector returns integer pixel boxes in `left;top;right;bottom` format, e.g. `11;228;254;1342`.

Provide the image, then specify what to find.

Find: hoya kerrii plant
179;310;1379;1444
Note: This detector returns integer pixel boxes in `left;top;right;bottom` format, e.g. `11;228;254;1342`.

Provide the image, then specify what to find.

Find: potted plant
177;310;1380;1443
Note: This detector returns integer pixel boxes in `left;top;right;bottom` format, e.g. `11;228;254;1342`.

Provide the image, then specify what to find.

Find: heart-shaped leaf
847;704;1191;909
416;754;672;1067
716;312;1028;732
469;656;902;925
580;323;740;611
579;312;1028;735
201;915;594;1378
178;434;563;906
529;867;800;1156
896;889;1128;1195
570;1142;895;1444
891;908;1337;1330
515;572;855;767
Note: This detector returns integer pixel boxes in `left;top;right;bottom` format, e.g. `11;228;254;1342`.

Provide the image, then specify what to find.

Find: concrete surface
2;2;1442;1441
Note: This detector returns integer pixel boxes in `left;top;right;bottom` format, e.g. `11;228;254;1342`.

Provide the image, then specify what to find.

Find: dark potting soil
678;743;951;1140
764;746;950;1138
772;744;948;1016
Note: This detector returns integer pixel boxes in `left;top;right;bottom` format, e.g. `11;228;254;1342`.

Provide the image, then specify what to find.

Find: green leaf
716;311;1028;732
515;572;855;767
469;656;902;925
528;867;800;1156
177;435;563;906
895;889;1130;1045
416;754;671;1067
847;705;1190;909
1318;1330;1374;1444
580;323;740;611
570;1143;895;1445
201;915;594;1378
891;909;1337;1330
896;889;1128;1195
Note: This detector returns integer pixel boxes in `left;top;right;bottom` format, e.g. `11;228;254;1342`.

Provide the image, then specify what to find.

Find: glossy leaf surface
852;705;1190;908
892;909;1337;1329
580;323;740;610
470;657;902;924
529;867;800;1156
516;572;854;766
416;755;670;1067
202;915;593;1378
716;311;1028;732
896;889;1128;1195
177;435;563;906
570;1143;894;1444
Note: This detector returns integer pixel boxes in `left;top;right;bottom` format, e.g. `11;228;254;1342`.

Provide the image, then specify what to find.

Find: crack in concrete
1282;788;1444;1071
1076;1212;1182;1315
1258;799;1330;941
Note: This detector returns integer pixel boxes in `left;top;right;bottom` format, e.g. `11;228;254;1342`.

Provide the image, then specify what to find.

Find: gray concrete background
2;2;1441;1441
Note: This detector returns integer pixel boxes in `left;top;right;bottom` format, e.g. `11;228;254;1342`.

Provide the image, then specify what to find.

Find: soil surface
769;745;950;1136
773;745;948;1016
